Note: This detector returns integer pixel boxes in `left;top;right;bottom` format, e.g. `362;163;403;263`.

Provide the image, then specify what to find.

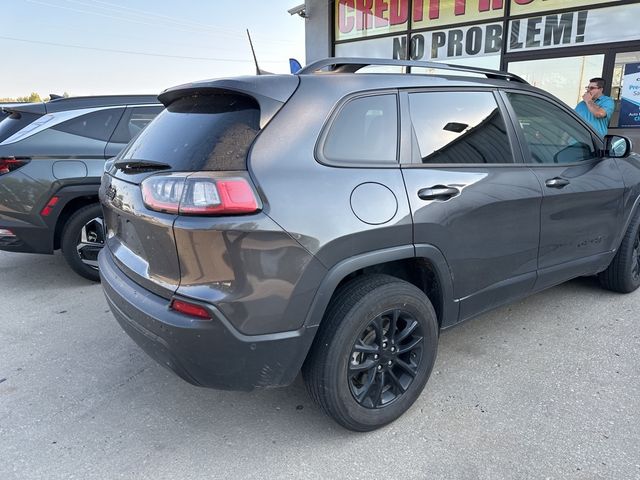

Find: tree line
0;92;70;103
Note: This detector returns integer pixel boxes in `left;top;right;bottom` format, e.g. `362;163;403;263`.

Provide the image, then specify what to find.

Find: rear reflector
40;196;60;216
0;157;30;175
141;172;260;216
170;299;212;320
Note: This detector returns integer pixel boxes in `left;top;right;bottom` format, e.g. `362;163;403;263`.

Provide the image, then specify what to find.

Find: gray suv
98;59;640;431
0;95;162;280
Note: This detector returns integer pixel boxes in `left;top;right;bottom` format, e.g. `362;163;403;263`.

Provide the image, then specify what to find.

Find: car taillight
141;172;260;216
0;157;30;175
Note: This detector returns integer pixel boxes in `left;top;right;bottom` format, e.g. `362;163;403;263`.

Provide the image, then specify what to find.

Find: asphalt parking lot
1;249;639;480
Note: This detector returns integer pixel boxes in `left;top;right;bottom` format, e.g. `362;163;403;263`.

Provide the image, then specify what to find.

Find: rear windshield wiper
113;159;171;173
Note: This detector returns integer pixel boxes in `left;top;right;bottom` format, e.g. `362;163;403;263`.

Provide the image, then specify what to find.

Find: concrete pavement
1;250;638;480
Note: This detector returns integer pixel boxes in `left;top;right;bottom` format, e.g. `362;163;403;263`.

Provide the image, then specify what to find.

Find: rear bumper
0;216;53;253
99;248;317;391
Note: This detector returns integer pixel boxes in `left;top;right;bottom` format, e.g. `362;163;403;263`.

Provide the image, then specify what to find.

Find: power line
21;0;298;46
23;0;187;31
62;0;300;45
0;35;284;64
63;0;245;36
23;0;247;41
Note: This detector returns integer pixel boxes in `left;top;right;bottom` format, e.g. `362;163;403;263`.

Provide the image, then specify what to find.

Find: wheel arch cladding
303;244;458;331
54;194;99;250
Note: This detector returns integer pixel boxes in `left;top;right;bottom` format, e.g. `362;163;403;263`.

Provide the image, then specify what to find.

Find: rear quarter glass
115;93;260;177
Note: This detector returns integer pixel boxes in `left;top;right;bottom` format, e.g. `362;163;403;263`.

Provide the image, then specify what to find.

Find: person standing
575;77;615;137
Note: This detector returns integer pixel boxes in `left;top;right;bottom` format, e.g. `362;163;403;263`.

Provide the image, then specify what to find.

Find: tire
60;203;104;282
598;212;640;293
302;274;439;431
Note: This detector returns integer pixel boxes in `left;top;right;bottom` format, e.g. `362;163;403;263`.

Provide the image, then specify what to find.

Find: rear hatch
100;76;299;297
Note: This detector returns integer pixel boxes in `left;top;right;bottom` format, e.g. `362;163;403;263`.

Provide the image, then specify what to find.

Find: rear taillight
0;157;30;175
141;172;260;216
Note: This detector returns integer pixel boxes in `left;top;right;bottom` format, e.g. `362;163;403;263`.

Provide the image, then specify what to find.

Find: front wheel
599;212;640;293
303;274;439;431
61;203;104;282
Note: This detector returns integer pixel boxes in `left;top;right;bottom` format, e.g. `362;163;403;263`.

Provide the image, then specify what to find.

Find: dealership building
300;0;640;142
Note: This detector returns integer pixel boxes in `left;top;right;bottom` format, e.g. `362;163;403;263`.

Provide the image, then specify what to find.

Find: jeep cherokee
98;58;640;431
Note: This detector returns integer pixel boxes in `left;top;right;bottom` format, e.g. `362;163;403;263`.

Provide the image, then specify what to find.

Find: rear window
0;111;42;143
119;94;260;171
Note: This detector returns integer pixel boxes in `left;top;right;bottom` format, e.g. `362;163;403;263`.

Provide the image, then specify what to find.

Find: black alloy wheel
599;212;640;293
303;274;438;431
348;309;423;409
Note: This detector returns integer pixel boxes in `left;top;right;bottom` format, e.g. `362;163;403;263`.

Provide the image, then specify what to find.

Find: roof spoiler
158;76;300;129
1;102;47;115
297;57;528;84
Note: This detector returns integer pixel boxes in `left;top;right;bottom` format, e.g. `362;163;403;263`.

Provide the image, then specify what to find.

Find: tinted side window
323;94;398;164
507;93;596;165
52;108;124;142
110;106;163;144
408;91;513;164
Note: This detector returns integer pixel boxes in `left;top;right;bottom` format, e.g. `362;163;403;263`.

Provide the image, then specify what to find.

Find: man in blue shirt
575;77;615;137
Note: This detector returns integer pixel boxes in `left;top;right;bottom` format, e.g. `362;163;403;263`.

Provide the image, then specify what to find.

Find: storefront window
611;51;640;128
427;54;500;70
507;55;604;107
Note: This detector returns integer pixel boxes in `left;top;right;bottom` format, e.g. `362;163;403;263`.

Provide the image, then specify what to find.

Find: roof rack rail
297;57;528;84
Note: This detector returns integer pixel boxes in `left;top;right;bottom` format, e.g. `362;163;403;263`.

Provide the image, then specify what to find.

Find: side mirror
604;134;632;158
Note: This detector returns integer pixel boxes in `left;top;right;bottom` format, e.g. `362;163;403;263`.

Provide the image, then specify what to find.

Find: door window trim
498;89;605;168
399;87;524;168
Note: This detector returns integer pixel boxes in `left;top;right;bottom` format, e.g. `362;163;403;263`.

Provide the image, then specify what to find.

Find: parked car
0;95;162;280
98;58;640;431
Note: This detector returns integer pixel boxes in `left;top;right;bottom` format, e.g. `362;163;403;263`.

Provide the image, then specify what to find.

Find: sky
0;0;306;98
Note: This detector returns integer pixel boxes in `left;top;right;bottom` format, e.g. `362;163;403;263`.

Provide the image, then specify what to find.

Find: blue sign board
619;62;640;128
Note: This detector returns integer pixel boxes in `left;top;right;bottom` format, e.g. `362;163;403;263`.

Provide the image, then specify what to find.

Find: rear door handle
545;177;570;188
418;186;460;201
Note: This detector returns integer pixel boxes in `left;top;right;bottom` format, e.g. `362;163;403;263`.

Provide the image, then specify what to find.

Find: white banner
335;22;503;62
335;35;407;59
507;4;640;53
336;4;640;62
